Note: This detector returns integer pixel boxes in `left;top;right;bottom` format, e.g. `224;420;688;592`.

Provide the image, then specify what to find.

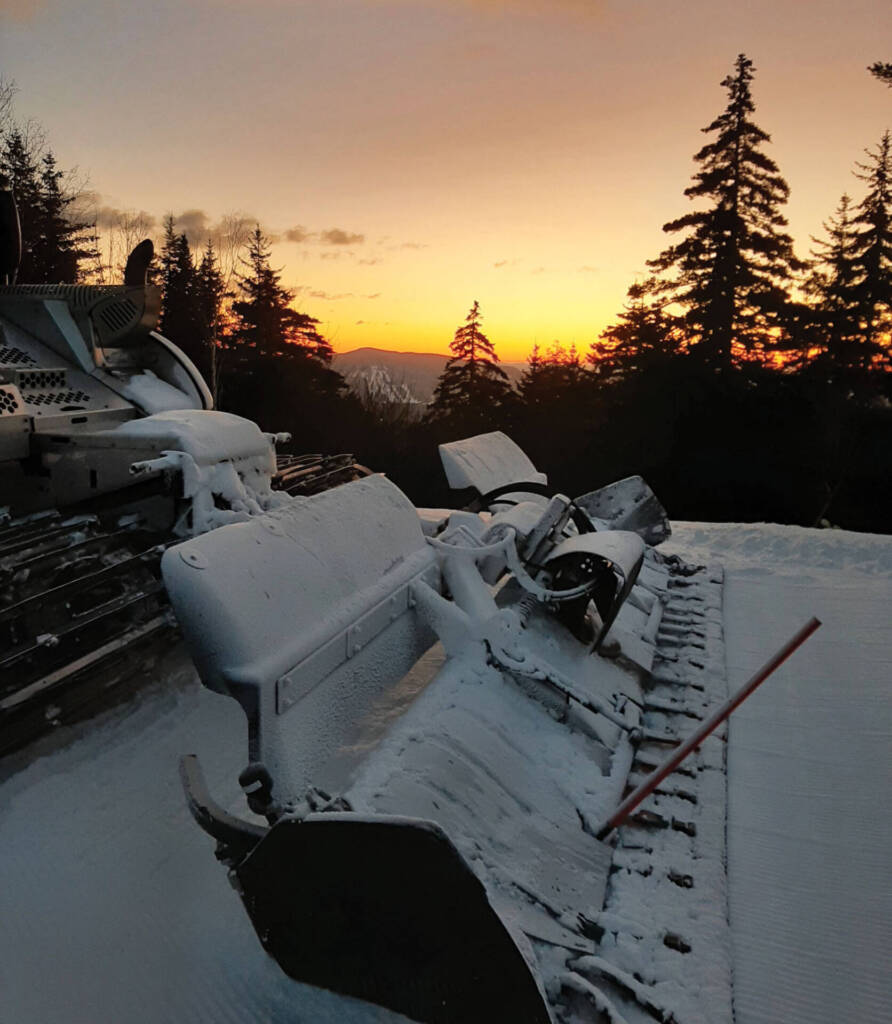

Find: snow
109;410;290;535
438;431;548;492
109;409;275;466
115;369;197;414
0;518;888;1023
665;523;892;1024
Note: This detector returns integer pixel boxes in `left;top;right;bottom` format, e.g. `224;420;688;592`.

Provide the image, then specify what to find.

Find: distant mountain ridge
332;347;524;405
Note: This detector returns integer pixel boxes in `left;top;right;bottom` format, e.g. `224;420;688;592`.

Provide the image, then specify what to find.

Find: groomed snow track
575;556;732;1024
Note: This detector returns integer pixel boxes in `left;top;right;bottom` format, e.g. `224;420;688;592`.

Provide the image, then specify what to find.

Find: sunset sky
1;0;889;360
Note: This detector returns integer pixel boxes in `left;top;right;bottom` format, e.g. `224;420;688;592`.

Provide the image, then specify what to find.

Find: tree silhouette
231;227;332;360
1;129;40;282
849;131;892;384
194;239;226;397
222;226;344;430
32;152;95;282
647;54;802;371
1;128;97;284
429;300;512;425
589;281;684;381
805;194;872;390
158;216;202;368
868;61;892;87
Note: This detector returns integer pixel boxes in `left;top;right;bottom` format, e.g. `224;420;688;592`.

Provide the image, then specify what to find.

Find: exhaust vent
96;297;140;333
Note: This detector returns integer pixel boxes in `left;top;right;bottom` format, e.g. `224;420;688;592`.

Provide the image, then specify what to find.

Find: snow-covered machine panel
439;429;548;492
163;474;440;803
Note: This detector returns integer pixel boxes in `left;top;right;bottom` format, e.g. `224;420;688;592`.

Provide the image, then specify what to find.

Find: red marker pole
596;616;822;841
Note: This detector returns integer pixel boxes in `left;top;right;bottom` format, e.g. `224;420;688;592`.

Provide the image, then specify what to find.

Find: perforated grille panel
16;368;67;391
0;385;23;415
25;390;91;407
0;345;37;367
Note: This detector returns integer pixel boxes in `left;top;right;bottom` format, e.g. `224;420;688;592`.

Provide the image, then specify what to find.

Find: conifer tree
194;239;226;394
0;129;40;282
223;226;344;426
231;227;333;361
429;301;511;423
850;131;892;374
1;132;96;283
589;282;684;380
32;152;95;282
805;194;866;384
647;54;802;370
158;216;200;359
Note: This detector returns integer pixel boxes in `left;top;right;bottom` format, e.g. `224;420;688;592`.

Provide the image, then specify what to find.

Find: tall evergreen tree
231;227;332;360
805;194;869;386
850;131;892;377
1;131;96;283
429;300;512;424
32;152;96;282
647;54;802;371
589;281;684;380
222;226;344;428
1;129;40;282
194;239;226;395
158;216;200;359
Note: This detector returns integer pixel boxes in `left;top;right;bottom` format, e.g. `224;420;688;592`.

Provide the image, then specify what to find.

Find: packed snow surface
665;523;892;1024
0;521;888;1023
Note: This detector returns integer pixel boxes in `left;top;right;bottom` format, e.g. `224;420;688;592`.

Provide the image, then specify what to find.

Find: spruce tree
231;227;332;360
806;194;868;386
223;226;344;427
850;131;892;375
647;54;802;371
589;282;683;381
194;239;226;394
429;301;511;423
158;216;200;360
0;129;40;282
33;152;95;282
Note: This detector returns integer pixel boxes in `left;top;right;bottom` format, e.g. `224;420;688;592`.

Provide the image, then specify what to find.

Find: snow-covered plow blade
164;438;731;1022
181;753;552;1023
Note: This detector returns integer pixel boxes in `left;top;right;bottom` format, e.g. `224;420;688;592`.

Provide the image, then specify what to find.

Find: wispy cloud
92;205;157;231
285;225;312;243
308;289;354;300
578;264;599;273
320;228;365;246
172;208;210;243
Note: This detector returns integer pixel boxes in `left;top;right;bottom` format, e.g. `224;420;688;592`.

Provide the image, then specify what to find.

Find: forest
2;56;890;532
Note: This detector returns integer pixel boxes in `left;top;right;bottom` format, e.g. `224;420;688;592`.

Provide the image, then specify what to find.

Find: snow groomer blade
235;813;553;1024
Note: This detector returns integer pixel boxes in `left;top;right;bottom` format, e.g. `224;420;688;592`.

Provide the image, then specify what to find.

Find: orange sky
1;0;889;361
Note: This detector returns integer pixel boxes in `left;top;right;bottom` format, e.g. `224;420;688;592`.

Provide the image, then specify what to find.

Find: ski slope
0;522;889;1023
666;523;892;1024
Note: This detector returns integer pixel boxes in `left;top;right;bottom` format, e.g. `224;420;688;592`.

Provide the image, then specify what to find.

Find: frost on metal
163;435;736;1024
439;430;548;493
118;409;288;535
